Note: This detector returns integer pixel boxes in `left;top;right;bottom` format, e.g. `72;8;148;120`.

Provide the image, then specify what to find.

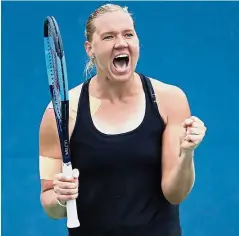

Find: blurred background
2;1;239;236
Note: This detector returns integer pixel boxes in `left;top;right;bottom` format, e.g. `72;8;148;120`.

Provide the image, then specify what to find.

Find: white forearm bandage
39;156;62;180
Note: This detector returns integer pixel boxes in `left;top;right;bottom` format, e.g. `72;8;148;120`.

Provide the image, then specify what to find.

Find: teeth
115;54;128;59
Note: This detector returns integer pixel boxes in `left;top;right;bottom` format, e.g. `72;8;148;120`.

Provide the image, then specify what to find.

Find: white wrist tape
39;156;62;180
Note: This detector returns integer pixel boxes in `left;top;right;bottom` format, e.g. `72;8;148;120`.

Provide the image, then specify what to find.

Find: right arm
39;84;101;219
39;86;83;219
39;107;67;219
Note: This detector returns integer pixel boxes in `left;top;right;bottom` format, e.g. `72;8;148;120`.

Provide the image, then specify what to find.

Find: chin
109;73;133;83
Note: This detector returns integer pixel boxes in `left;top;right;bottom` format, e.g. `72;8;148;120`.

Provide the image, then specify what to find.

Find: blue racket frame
44;16;71;164
43;16;80;229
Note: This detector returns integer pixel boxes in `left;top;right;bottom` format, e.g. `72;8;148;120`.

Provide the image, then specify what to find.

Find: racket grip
62;163;80;228
66;199;80;228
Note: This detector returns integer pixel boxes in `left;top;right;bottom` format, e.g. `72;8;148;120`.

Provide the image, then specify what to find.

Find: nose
114;36;128;49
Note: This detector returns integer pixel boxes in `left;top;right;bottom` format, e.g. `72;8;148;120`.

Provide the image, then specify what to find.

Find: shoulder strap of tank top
139;73;160;114
77;75;159;114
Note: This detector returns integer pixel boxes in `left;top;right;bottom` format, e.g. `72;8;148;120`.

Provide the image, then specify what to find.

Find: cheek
130;39;140;54
94;48;113;71
130;43;140;58
95;44;112;62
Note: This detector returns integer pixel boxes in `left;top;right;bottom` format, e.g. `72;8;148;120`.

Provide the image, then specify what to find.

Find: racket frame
43;16;80;229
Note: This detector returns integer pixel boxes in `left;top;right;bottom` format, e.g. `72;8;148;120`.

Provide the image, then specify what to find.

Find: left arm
159;85;206;204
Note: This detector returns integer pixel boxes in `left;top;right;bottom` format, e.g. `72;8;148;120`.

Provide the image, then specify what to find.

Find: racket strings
46;26;62;122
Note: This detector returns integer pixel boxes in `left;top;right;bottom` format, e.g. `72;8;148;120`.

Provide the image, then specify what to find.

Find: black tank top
69;73;181;236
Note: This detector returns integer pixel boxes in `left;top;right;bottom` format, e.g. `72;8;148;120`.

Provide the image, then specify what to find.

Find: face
85;11;140;82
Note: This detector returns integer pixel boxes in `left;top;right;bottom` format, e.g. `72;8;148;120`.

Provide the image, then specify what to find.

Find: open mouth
113;54;129;69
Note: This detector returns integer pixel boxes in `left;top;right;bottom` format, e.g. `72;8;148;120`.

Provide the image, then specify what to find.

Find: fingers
190;121;205;128
182;118;194;128
54;180;78;190
191;116;204;125
181;116;207;151
54;183;79;201
54;184;78;196
56;193;79;201
183;116;205;128
55;168;80;181
184;134;204;144
55;173;76;183
186;127;206;135
53;168;79;202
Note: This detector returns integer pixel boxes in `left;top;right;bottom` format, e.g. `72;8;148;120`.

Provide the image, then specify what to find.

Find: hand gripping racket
43;16;80;228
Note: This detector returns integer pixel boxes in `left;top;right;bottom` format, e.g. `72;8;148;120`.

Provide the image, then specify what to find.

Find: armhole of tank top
143;75;167;128
69;78;103;141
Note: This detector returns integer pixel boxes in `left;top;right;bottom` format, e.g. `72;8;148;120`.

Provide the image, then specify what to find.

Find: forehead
94;11;135;34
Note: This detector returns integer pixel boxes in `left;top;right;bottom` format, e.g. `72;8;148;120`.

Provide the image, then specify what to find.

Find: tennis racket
43;16;80;228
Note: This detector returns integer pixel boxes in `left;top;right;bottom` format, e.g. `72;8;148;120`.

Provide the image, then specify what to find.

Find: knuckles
53;174;79;201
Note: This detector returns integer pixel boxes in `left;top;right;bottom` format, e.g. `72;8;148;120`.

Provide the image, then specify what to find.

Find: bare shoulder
40;82;85;140
44;83;84;111
69;83;83;97
149;78;188;100
148;77;191;122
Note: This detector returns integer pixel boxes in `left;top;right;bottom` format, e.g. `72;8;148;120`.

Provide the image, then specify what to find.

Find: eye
125;33;134;38
103;35;113;40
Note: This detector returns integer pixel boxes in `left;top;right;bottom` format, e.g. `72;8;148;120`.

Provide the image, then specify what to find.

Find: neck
93;72;140;102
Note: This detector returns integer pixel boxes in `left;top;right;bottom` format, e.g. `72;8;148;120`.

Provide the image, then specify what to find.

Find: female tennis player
39;4;207;236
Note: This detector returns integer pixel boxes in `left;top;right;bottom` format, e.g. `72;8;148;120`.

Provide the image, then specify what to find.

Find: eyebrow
100;29;134;36
100;31;117;36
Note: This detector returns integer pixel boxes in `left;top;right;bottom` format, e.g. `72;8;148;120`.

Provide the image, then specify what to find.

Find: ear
84;41;94;58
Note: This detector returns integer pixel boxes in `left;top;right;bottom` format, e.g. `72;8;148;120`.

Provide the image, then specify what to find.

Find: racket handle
62;163;80;228
66;199;80;228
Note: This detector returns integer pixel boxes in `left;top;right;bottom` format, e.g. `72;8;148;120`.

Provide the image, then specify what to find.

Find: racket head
44;16;71;164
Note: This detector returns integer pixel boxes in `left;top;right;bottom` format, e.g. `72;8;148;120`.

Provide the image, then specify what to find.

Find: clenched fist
53;169;79;205
180;116;207;152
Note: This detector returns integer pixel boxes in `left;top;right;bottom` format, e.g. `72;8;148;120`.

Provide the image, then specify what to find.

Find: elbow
42;208;58;220
41;202;64;220
163;191;188;205
40;194;55;219
161;182;194;205
40;192;66;220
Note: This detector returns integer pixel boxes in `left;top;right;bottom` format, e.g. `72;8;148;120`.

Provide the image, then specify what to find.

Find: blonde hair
84;4;134;78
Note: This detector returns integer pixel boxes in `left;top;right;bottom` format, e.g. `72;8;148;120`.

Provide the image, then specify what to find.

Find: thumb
72;169;80;179
182;118;193;128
